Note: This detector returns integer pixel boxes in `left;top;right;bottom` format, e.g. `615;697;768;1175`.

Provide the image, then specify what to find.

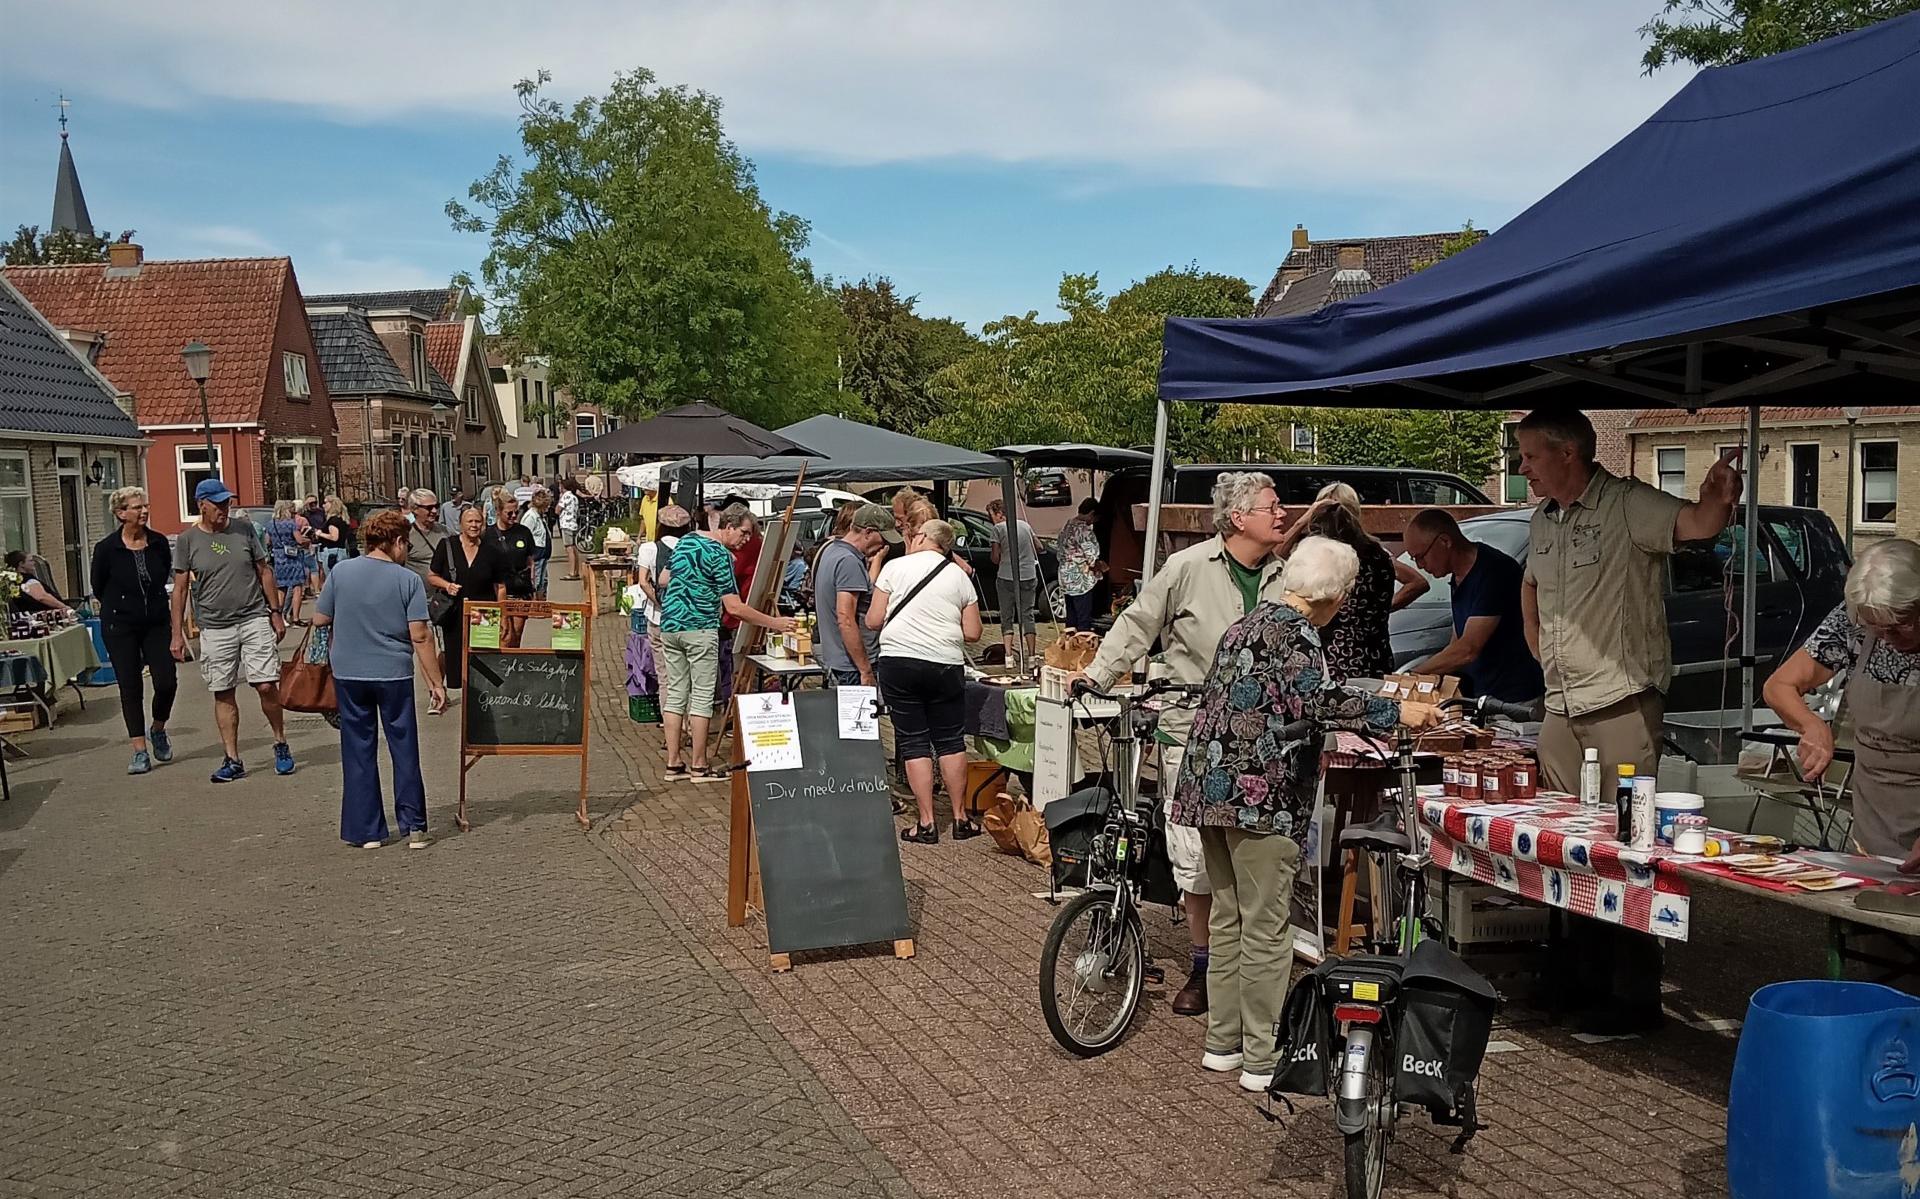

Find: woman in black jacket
90;486;177;775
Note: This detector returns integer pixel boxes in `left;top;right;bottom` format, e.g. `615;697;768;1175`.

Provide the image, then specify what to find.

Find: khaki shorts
1159;744;1210;896
199;615;282;692
657;628;719;717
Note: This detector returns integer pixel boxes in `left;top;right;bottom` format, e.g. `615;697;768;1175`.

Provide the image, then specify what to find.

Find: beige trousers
1199;826;1301;1073
1537;689;1664;793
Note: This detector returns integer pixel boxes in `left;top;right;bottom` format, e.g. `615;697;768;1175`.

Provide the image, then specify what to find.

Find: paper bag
982;794;1052;866
1044;631;1101;671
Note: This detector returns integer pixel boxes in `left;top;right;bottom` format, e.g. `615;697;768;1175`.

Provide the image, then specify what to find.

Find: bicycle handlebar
1068;676;1206;703
1443;695;1539;724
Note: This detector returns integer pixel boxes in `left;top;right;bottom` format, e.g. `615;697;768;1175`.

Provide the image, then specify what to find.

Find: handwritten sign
463;651;586;748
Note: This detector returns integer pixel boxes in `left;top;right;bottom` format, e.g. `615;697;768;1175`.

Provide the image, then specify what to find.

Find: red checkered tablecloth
1419;796;1694;941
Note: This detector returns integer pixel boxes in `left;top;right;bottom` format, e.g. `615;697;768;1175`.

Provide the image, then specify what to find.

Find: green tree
2;224;134;266
1638;0;1919;72
449;69;840;426
832;277;976;432
924;265;1253;453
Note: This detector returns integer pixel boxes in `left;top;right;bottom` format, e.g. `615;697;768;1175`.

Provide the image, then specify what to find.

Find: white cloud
1;1;1686;205
179;224;275;254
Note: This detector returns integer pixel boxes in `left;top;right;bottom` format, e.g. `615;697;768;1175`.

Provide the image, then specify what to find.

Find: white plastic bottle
1579;747;1602;807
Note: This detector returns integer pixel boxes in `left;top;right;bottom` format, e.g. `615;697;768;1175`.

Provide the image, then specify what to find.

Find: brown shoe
1171;962;1208;1016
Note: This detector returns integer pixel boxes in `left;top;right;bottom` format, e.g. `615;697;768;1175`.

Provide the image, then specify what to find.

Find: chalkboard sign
463;650;586;748
744;689;912;958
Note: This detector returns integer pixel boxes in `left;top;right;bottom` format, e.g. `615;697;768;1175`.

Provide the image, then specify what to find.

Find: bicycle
1038;677;1314;1057
1308;694;1530;1199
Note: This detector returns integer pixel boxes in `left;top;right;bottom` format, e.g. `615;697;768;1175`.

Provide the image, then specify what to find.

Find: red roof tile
4;257;292;426
425;320;465;392
1629;405;1920;428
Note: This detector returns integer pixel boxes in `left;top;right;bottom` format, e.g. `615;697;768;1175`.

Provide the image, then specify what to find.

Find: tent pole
999;459;1025;672
1741;402;1760;733
694;455;705;524
1141;396;1171;586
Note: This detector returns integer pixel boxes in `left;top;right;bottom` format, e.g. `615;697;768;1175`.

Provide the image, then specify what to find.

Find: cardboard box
1377;671;1460;704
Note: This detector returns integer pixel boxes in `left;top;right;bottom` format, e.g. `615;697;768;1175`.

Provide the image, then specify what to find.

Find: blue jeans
1065;590;1097;631
337;677;425;844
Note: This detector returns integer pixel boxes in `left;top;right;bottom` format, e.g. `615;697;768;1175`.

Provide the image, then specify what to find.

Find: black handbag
1392;939;1498;1113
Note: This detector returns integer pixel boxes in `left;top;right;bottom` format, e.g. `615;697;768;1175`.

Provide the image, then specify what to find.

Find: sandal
952;818;984;841
663;764;691;782
691;765;731;783
900;823;939;845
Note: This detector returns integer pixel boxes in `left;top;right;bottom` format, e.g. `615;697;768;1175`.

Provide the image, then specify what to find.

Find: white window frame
1655;446;1688;497
1858;438;1899;528
282;351;311;399
464;383;480;426
1785;440;1822;510
410;330;428;392
0;450;35;557
471;455;491;483
176;444;224;523
273;440;318;502
1290;422;1315;456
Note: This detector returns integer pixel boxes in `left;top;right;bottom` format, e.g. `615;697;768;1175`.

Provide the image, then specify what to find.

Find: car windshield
1400;515;1533;610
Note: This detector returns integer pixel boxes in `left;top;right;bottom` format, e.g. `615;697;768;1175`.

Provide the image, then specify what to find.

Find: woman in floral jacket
1174;535;1437;1093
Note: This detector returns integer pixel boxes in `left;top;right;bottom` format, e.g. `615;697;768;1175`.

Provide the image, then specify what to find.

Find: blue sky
0;2;1687;330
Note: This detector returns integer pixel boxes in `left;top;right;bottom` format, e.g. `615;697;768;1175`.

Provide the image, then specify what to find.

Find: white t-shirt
558;490;579;532
635;536;678;627
875;550;977;666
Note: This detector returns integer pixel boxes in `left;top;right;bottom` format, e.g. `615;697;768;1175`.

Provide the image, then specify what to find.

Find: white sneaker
408;830;431;850
1200;1050;1244;1073
1238;1069;1275;1093
360;840;382;850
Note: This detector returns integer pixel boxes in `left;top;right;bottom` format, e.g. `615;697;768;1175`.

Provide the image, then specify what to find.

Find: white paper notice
739;693;804;773
837;686;880;740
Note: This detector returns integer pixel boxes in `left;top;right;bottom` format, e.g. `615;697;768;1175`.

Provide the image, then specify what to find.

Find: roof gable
307;309;412;395
4;257;292;425
304;288;459;320
424;322;464;391
0;275;141;441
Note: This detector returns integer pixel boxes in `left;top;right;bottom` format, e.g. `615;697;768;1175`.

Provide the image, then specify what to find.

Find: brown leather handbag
279;626;338;714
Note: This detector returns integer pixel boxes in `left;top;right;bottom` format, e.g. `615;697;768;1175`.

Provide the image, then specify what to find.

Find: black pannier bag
1393;938;1498;1113
1137;782;1178;908
1270;960;1337;1096
1043;786;1111;890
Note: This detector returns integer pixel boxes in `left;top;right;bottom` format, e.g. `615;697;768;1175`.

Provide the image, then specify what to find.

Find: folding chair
1739;678;1854;850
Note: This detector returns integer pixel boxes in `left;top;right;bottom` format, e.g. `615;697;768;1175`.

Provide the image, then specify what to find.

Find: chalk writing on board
764;776;889;802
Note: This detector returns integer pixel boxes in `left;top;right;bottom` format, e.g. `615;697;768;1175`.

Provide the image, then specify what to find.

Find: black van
1166;464;1492;507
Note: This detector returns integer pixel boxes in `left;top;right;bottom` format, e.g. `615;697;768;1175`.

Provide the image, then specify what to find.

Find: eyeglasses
1244;504;1287;518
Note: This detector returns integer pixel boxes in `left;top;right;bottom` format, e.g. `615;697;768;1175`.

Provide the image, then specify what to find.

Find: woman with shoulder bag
867;518;984;844
429;505;509;693
90;486;177;775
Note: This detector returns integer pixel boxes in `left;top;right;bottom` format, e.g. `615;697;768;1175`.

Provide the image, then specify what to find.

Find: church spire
52;95;95;237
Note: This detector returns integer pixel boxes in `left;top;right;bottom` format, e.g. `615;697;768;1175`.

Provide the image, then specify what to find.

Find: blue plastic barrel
80;616;116;686
1728;980;1920;1198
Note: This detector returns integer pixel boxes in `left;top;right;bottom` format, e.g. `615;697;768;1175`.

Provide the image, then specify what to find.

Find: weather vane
56;93;71;139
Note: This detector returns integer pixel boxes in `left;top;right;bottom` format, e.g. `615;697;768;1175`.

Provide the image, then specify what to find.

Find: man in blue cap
169;478;295;782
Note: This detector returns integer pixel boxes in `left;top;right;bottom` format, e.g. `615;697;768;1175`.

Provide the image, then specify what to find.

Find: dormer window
410;329;427;392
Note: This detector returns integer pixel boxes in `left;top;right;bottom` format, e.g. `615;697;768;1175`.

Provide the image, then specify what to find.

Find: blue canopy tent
1152;12;1920;729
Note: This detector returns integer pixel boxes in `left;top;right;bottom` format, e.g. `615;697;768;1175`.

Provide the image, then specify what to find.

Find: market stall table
0;625;97;721
580;554;634;615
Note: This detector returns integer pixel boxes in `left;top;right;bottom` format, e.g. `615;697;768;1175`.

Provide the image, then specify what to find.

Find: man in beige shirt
1083;472;1287;1018
1518;410;1742;789
1516;408;1740;1034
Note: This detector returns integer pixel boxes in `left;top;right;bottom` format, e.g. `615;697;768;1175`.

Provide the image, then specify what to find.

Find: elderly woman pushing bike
1175;535;1438;1094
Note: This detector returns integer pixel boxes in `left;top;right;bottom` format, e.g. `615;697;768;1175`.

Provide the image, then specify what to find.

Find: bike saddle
1338;813;1411;854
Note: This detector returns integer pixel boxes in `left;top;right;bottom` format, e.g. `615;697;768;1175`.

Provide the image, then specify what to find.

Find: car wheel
1046;583;1066;623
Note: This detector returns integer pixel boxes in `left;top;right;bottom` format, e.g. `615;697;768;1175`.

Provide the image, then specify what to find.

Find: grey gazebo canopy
662;414;1008;484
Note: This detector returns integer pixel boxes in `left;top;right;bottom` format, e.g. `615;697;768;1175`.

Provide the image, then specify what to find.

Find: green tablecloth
0;625;101;690
972;685;1038;772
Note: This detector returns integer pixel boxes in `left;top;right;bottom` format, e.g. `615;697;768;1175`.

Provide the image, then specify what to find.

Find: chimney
1291;224;1310;250
105;240;143;277
1336;242;1365;271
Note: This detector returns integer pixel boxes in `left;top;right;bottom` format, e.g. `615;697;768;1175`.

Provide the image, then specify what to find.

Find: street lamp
180;341;216;475
1843;406;1864;553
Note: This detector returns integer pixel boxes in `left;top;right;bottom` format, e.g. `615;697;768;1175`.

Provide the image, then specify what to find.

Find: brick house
0;275;147;597
6;245;340;535
490;347;565;485
1255;226;1633;500
304;289;502;503
1628;406;1920;547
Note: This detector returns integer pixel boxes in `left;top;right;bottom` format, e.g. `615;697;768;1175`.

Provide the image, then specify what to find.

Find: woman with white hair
1764;538;1920;864
1173;535;1438;1092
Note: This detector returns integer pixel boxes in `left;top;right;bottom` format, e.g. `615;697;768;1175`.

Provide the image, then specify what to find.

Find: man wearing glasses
1080;471;1289;1020
404;489;448;593
1400;508;1543;706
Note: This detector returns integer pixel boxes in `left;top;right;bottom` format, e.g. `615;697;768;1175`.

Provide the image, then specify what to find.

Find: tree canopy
1638;0;1920;71
833;277;977;433
2;225;133;266
449;69;842;426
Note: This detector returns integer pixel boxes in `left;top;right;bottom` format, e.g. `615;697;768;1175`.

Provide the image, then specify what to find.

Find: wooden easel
455;598;592;832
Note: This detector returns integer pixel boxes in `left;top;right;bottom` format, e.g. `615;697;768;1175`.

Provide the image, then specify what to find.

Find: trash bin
1728;980;1920;1199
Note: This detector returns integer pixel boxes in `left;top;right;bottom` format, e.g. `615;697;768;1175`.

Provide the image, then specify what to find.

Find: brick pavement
599;614;1856;1199
0;597;913;1199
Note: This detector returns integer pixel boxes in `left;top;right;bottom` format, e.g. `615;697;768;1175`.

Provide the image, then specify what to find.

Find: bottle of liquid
1579;748;1602;808
1615;764;1636;842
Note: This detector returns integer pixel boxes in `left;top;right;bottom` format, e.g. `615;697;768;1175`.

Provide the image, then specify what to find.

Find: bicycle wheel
1341;1031;1395;1199
1038;888;1144;1056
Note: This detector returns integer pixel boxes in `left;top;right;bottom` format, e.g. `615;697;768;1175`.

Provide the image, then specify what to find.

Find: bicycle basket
1043;786;1112;890
1393;939;1498;1114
